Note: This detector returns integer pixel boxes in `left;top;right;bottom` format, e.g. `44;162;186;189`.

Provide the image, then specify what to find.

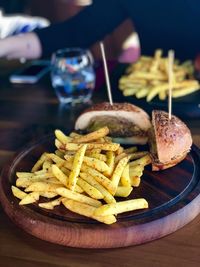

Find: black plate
109;64;200;119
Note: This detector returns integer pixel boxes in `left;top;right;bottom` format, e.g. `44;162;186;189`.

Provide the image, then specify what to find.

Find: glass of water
51;48;95;105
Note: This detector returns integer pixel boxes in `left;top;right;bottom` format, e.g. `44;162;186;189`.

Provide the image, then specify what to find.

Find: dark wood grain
0;136;200;248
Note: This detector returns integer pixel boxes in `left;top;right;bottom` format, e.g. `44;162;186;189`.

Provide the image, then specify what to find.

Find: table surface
0;60;200;267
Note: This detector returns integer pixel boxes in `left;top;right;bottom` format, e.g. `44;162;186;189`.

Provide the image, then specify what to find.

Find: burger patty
87;116;147;137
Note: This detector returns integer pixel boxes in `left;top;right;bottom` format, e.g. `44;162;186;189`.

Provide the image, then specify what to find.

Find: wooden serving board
0;137;200;248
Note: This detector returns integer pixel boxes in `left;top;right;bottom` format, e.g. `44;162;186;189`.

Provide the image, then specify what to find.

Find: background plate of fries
108;50;200;118
1;129;200;248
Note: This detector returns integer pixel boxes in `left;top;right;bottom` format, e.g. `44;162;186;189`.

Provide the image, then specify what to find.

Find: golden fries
62;199;116;225
71;126;109;143
119;49;200;101
56;187;101;207
12;185;27;199
94;198;148;216
39;197;63;210
68;144;87;191
19;192;40;205
12;127;151;224
111;156;130;194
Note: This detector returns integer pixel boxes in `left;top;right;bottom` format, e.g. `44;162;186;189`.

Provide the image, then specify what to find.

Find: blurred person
0;0;199;61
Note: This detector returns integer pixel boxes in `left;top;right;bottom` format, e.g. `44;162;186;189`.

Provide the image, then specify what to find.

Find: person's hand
0;32;42;60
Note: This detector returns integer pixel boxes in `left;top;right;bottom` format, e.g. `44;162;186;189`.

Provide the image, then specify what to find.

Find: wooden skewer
168;50;174;120
100;42;113;105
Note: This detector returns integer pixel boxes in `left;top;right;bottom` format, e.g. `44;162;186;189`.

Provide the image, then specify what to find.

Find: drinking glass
51;48;95;105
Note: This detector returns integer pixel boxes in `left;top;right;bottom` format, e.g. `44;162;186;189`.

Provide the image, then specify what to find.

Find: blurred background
0;0;136;60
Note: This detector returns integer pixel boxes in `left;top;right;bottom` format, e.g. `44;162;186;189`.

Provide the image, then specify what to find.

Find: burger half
149;110;193;171
75;102;151;144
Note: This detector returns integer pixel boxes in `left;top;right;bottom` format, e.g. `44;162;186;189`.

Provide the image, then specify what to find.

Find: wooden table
0;61;200;267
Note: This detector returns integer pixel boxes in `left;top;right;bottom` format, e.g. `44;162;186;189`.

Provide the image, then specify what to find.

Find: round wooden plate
0;137;200;248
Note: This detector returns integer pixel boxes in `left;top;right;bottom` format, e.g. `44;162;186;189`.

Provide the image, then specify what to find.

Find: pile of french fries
12;127;151;225
119;49;200;101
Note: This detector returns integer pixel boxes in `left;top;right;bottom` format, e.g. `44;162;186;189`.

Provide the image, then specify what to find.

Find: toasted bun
75;102;151;131
151;110;192;170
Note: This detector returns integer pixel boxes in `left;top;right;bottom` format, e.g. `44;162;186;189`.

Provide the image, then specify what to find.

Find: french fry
32;172;55;179
115;146;124;156
34;169;47;175
115;186;133;198
104;151;115;176
43;160;52;170
16;177;33;188
68;144;87;191
111;156;130;194
150;49;162;72
172;85;200;98
77;178;103;199
59;165;84;193
123;88;140;96
55;129;72;144
80;172;115;204
129;169;144;179
130;71;167;81
72;127;109;143
25;182;61;193
124;147;137;154
39;197;63;210
86;148;101;155
16;172;34;179
55;139;65;152
129;164;144;173
129;154;152;167
120;164;131;187
147;83;169;102
130;175;141;187
46;153;65;165
81;164;115;194
16;176;62;188
31;153;47;172
56;187;101;207
115;152;127;164
158;90;167;100
12;185;27;199
94;198;148;216
19;192;40;205
51;164;68;186
85;149;107;161
83;156;110;173
38;202;54;210
69;132;82;138
86;153;107;162
135;87;149;98
62;199;116;225
64;142;120;152
39;192;58;198
79;172;116;204
129;151;149;160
